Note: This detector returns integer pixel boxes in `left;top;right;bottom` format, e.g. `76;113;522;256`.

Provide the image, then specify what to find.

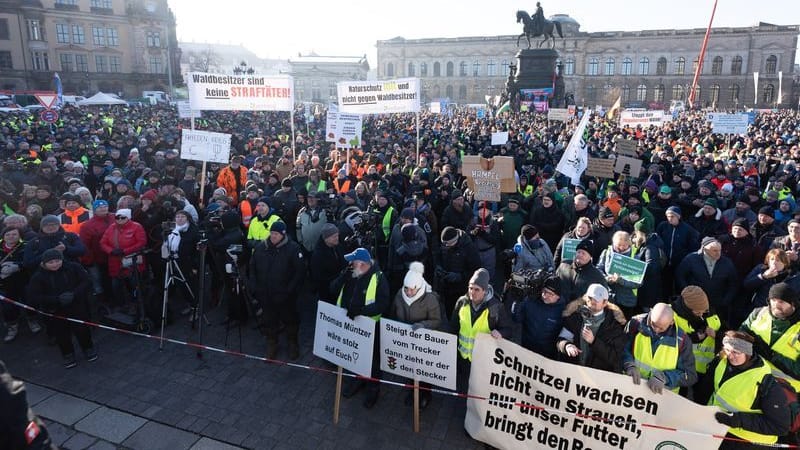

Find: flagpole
688;0;718;108
290;109;296;161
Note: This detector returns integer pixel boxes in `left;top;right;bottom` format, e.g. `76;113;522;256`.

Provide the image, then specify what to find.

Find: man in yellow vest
333;247;390;409
246;197;282;250
741;282;800;379
449;268;512;393
672;286;725;378
623;302;697;395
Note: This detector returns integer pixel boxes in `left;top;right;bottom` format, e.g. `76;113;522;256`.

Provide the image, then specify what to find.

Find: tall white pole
290;109;296;161
416;112;420;164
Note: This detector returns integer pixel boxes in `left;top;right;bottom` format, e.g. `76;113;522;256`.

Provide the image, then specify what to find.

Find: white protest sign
465;335;727;450
707;112;749;134
620;110;668;127
338;78;420;114
176;100;200;119
187;72;294;111
491;132;509;146
430;102;441;113
325;112;363;149
548;108;569;122
379;319;457;390
179;129;231;163
313;301;376;377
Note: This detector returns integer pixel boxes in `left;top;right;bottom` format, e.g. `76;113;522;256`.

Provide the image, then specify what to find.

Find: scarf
167;223;189;254
401;280;431;306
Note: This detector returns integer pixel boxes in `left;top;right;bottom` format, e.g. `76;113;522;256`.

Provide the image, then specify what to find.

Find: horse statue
516;10;563;49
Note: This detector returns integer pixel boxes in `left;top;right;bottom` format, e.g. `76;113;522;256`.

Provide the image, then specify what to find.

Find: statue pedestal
514;48;558;91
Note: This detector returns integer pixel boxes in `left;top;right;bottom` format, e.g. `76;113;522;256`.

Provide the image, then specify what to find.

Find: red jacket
99;220;146;277
79;214;114;266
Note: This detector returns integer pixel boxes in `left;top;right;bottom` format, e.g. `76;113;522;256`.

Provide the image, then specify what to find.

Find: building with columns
376;15;799;109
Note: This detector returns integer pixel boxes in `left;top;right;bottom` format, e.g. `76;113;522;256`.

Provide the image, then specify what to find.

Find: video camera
506;268;553;298
343;210;379;252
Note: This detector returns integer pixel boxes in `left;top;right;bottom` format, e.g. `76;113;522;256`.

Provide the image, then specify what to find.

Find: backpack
772;376;800;437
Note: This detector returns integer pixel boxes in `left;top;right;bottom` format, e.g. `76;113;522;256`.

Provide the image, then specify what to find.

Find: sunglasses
115;215;128;220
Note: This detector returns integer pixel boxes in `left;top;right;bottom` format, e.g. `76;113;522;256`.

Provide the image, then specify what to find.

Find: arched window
472;60;480;77
603;84;613;98
637;84;647;101
408;62;415;77
432;85;441;97
459;61;467;77
764;84;775;103
487;60;496;76
710;84;720;106
605;57;615;76
692;57;699;74
672;84;685;100
654;84;665;102
766;55;777;74
674;57;685;75
711;56;723;75
586;85;596;101
656;57;667;75
501;60;510;76
693;86;702;103
731;56;742;75
728;84;740;102
458;85;467;100
564;58;574;75
622;57;632;75
420;62;427;77
446;61;454;77
588;58;599;76
622;85;631;101
433;62;441;77
386;62;394;77
445;85;453;99
639;57;649;75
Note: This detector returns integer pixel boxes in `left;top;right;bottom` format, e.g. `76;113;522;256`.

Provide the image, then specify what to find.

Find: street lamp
233;61;254;75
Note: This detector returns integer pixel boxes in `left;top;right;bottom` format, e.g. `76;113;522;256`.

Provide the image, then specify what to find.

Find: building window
146;31;161;48
95;55;107;72
420;62;427;77
587;58;598;76
654;84;665;102
694;85;702;103
56;0;77;5
692;57;699;74
710;84;720;105
501;60;510;76
445;85;453;98
329;81;336;97
564;58;574;75
72;25;85;44
408;62;415;76
672;84;685;100
656;57;667;75
458;85;467;100
639;57;649;75
472;60;480;77
0;19;9;40
731;56;742;75
56;24;70;43
605;58;615;76
27;19;43;41
586;85;596;101
711;56;723;75
621;85;630;102
0;51;12;69
149;55;162;74
637;84;647;101
459;61;467;77
487;60;496;76
766;55;777;74
446;62;453;77
674;57;685;75
109;55;120;72
60;53;74;72
433;62;440;77
728;84;740;102
91;0;112;7
76;54;88;72
386;62;394;77
92;26;106;46
764;84;775;103
31;51;49;71
621;57;632;76
107;28;118;46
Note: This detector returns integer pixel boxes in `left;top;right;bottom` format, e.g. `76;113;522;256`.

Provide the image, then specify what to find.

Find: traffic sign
40;109;59;123
34;92;58;109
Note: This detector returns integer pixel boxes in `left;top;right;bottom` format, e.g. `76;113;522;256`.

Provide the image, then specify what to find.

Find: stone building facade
376;15;799;109
287;53;369;103
0;0;180;96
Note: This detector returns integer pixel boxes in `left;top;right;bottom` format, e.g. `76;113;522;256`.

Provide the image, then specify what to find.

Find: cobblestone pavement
1;290;485;449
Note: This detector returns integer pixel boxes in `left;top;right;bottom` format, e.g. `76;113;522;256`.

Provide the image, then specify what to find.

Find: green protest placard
561;239;581;261
607;252;647;284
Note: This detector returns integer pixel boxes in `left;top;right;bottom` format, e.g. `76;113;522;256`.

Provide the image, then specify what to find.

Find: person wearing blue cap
245;196;283;249
332;247;390;409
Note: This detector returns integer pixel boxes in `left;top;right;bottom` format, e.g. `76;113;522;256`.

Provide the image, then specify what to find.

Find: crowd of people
2;102;800;448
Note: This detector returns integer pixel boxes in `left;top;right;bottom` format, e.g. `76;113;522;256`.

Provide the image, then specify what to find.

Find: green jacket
500;207;528;250
618;206;655;234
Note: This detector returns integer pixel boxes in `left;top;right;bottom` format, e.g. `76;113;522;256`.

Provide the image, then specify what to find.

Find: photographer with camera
162;210;200;317
209;211;247;324
511;275;564;359
387;208;428;295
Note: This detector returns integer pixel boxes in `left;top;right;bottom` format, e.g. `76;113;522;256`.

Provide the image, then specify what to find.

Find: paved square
36;393;100;426
75;406;148;444
123;421;199;450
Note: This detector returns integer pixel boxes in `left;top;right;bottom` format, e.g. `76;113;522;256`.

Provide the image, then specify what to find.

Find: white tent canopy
76;92;127;106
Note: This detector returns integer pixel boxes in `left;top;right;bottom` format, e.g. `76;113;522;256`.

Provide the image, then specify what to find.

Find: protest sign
313;301;376;377
477;109;486;119
607;253;647;284
491;132;509;146
325;112;363;148
379;319;457;390
179;129;231;164
430;102;441;113
620;110;667;127
614;139;638;157
585;158;616;179
548;108;569;122
614;155;643;178
560;239;582;261
187;72;293;111
337;78;420;114
176;100;200;119
465;335;727;450
462;156;516;202
706;112;749;134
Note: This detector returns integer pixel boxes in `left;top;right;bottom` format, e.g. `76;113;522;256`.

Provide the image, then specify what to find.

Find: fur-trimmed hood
561;297;627;325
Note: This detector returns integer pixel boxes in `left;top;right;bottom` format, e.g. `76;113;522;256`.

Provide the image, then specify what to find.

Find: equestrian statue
516;3;563;49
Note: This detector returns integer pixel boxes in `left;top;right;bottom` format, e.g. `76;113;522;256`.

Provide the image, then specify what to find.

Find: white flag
556;109;592;186
753;72;759;104
778;71;783;106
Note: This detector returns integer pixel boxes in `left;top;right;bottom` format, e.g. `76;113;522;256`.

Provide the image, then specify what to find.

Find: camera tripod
158;252;209;350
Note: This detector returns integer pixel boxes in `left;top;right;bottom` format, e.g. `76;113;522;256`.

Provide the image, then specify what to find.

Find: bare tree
189;47;221;73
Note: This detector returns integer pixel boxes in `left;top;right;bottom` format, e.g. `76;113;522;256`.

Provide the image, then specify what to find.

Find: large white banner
466;335;727;450
187;72;293;111
313;301;376;377
556;109;591;186
379;319;457;391
707;112;749;134
620;110;668;128
337;78;420;114
325;112;363;149
180;129;231;163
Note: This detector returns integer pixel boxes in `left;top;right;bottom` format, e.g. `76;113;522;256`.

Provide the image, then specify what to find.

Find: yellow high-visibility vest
337;273;381;321
633;330;680;393
458;305;490;361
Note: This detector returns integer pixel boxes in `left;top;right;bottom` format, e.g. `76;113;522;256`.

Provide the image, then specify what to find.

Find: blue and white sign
707;112;749;134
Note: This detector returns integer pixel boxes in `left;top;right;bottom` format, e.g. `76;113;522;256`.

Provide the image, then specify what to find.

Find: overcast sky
168;0;800;64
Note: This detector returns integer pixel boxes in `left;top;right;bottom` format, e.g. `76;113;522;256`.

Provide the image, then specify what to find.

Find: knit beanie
440;226;459;245
769;282;798;304
469;268;490;291
666;206;682;217
575;239;593;255
681;286;709;312
731;218;749;230
543;276;561;295
40;215;61;228
321;223;339;240
403;262;426;291
41;248;63;264
521;224;538;240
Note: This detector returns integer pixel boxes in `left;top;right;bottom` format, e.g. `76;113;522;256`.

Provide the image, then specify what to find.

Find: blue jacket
512;294;566;359
656;220;699;268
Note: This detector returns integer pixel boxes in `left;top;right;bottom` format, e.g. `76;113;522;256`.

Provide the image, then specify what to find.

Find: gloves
0;263;19;279
346;307;362;320
57;292;75;306
626;366;641;385
411;323;424;331
111;248;124;256
445;272;461;283
714;411;741;428
647;371;666;394
435;266;447;279
396;245;407;256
